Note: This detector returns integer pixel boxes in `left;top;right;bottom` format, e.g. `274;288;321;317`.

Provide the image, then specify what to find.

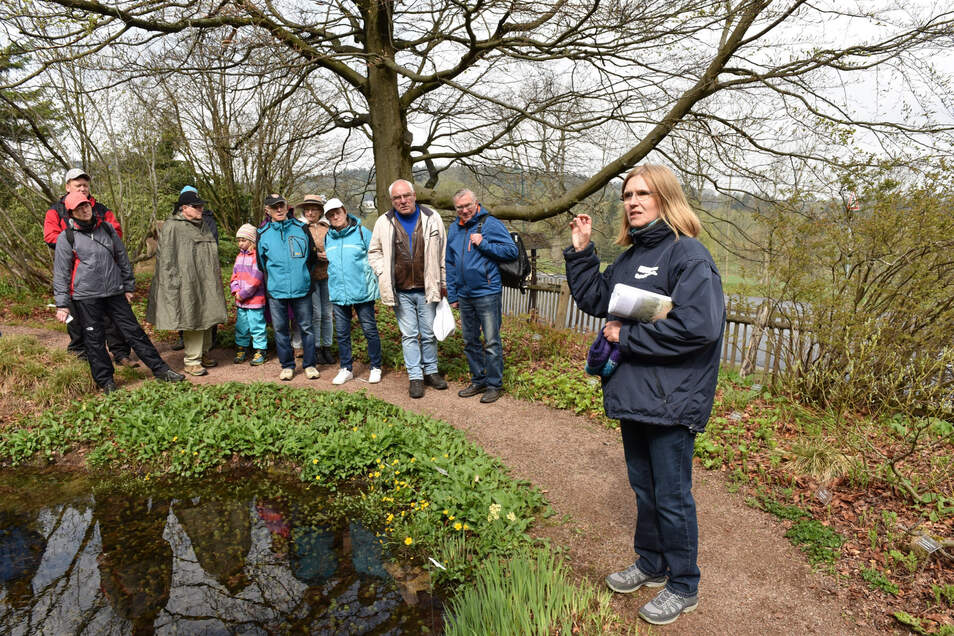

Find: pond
0;469;444;634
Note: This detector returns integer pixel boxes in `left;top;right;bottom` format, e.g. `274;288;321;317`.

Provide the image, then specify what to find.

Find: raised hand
569;214;592;252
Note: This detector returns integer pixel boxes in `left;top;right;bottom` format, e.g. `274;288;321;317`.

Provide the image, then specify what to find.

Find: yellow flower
172;436;178;442
313;458;318;464
315;475;321;481
193;451;198;456
404;536;413;545
386;513;394;523
443;453;449;458
353;426;358;432
448;515;455;521
371;433;377;439
507;511;517;522
443;509;449;515
463;523;470;530
453;522;462;531
409;457;415;463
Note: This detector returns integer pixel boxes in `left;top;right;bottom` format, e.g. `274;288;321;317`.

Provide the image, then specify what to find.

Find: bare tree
1;0;952;218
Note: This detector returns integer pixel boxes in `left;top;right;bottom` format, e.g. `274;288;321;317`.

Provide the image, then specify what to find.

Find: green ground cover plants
705;369;953;634
0;379;629;633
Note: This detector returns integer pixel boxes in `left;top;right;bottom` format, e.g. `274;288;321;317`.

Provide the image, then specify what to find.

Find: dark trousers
332;301;383;371
458;293;504;389
67;298;131;361
621;421;700;597
73;295;171;388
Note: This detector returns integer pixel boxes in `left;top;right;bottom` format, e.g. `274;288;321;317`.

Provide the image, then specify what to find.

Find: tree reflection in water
0;471;443;634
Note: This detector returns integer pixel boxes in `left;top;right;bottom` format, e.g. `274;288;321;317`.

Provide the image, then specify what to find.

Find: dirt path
3;324;879;634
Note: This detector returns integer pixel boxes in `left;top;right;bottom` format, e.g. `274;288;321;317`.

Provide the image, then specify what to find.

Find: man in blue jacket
257;194;320;381
445;189;518;403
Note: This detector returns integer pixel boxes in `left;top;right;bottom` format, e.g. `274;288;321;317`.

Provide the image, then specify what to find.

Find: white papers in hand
608;284;672;322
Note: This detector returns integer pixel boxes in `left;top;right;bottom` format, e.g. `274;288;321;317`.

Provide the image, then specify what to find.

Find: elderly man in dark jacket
445;189;518;404
53;192;184;392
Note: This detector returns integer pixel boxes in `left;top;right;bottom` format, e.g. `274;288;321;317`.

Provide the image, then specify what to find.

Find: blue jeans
393;290;438;380
332;302;382;371
458;293;503;388
235;307;267;349
310;278;334;348
267;295;316;369
621;421;699;597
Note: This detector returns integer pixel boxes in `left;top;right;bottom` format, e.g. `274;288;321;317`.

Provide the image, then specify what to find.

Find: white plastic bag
434;298;456;341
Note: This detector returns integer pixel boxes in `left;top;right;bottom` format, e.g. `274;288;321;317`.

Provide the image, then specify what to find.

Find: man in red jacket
43;167;136;367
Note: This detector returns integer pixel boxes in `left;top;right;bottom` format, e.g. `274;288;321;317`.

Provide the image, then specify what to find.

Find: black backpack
476;217;532;292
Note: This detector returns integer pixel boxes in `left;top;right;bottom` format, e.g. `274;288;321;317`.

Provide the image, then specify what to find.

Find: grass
444;549;628;635
0;335;95;413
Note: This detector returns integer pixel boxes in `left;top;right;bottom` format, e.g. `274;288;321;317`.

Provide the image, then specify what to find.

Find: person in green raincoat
146;189;228;376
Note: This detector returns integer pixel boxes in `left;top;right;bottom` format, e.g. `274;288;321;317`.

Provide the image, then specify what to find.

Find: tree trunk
361;0;412;215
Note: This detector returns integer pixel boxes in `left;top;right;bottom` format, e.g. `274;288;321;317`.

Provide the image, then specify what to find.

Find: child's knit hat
236;224;257;244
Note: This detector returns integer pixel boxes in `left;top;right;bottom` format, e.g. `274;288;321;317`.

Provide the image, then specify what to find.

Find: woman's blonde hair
615;164;701;245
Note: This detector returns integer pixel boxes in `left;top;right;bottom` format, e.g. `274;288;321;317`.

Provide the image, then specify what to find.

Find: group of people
214;179;515;403
47;162;724;625
50;171;518;404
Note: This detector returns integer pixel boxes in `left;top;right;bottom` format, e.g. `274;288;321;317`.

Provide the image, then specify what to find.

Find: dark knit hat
585;330;622;378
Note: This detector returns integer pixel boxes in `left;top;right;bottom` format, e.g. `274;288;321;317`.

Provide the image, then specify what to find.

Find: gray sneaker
638;587;699;625
605;562;667;593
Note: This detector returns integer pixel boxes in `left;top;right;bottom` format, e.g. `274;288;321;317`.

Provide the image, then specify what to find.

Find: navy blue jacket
564;222;725;432
445;206;519;303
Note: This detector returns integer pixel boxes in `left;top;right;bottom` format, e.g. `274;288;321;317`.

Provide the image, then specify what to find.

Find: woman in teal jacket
323;199;382;385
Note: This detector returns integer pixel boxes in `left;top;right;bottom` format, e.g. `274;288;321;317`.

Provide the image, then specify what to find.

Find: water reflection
0;471;442;634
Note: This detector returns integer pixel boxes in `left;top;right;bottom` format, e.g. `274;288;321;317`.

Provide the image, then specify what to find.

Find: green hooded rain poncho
146;211;227;331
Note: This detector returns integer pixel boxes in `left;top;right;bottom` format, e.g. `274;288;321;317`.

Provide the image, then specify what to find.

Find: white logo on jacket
633;265;659;280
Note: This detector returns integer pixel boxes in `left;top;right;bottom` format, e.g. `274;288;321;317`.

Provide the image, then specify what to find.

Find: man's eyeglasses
621;190;655;202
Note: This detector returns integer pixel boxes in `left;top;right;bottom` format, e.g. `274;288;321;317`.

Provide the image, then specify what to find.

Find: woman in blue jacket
323;198;383;386
565;164;725;626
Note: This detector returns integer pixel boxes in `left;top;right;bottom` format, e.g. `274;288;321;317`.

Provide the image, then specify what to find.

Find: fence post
529;248;538;313
554;280;572;329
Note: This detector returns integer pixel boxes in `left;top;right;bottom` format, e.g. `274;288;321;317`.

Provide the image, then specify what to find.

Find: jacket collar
630;219;673;249
329;215;360;237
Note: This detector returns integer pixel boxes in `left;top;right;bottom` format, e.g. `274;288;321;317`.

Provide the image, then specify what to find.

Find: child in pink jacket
229;224;267;364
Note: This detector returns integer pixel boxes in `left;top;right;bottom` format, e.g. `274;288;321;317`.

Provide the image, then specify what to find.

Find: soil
1;324;890;634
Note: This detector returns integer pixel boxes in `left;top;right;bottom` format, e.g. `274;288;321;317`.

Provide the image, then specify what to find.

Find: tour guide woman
564;164;725;626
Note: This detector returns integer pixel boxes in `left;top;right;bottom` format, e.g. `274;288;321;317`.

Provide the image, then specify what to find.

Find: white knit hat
236;223;257;243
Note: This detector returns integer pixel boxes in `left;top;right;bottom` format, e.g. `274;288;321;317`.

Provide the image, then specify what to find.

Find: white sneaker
332;368;354;385
304;366;320;380
279;368;294;381
368;368;382;384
